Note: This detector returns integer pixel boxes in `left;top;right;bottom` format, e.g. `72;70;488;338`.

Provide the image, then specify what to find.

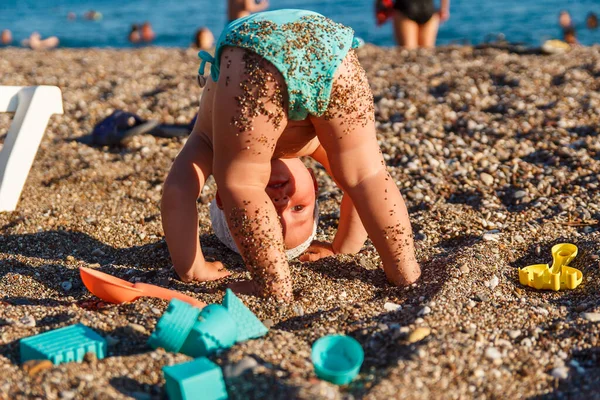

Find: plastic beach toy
519;243;583;291
80;267;206;308
311;335;364;385
148;289;268;357
20;323;106;365
163;357;228;400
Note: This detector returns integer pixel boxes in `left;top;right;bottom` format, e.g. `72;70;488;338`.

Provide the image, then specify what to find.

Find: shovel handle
134;283;206;309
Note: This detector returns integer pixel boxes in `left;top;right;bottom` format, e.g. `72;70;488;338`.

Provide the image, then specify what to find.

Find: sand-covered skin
1;45;600;399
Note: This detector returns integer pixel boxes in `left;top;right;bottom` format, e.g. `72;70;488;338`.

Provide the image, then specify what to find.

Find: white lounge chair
0;86;64;212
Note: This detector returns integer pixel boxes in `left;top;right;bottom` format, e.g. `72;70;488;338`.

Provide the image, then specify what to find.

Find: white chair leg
0;86;64;212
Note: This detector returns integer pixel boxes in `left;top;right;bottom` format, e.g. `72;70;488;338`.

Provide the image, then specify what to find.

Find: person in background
21;32;59;50
587;12;598;30
129;24;141;43
84;10;103;20
559;10;572;30
228;0;269;22
563;26;578;45
193;27;214;50
1;29;12;45
140;22;156;43
392;0;450;48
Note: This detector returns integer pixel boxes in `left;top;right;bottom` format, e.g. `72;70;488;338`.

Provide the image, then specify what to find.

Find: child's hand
299;241;336;262
190;261;231;282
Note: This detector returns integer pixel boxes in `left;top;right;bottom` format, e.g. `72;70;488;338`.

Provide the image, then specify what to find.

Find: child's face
265;159;317;250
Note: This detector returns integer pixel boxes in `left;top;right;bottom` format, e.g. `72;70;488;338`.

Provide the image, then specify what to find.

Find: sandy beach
1;45;600;399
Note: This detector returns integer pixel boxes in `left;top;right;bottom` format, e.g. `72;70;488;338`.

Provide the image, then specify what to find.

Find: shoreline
1;45;600;399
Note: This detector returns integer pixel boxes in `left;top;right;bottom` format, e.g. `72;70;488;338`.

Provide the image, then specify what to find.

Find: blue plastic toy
311;335;364;385
148;289;267;357
20;323;107;365
163;357;228;400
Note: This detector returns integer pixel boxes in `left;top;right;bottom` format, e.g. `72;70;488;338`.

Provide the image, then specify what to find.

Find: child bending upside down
161;9;421;301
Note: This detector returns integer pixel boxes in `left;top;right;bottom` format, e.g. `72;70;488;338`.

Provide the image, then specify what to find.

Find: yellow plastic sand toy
519;243;583;291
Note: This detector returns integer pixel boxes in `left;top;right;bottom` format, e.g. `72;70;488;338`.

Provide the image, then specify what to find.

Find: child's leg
310;50;420;286
211;47;293;300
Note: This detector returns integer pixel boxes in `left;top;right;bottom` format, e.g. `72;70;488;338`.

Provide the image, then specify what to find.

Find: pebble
486;275;499;290
507;330;522;340
262;319;275;329
60;391;76;400
480;173;494;186
384;302;402;312
18;315;36;328
459;264;470;274
22;359;53;377
485;347;502;361
407;327;431;343
418;306;432;316
125;323;147;335
61;281;72;291
581;312;600;322
551;367;570;380
91;248;105;256
293;304;305;317
224;357;259;378
151;307;162;315
483;233;500;242
514;190;527;200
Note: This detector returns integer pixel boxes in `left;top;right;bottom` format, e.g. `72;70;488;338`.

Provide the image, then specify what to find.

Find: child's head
210;158;319;259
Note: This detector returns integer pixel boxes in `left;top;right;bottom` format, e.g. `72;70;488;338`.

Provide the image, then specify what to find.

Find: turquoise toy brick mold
148;290;268;357
20;324;107;365
223;289;268;342
163;357;228;400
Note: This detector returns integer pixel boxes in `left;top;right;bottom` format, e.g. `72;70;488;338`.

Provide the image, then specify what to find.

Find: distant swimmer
1;29;12;45
587;12;598;30
140;22;156;43
21;32;59;50
84;10;103;21
129;24;141;44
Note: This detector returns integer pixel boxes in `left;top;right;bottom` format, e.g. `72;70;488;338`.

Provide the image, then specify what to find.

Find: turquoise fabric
198;9;360;120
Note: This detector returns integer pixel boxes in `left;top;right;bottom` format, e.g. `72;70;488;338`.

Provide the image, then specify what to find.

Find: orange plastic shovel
79;267;206;309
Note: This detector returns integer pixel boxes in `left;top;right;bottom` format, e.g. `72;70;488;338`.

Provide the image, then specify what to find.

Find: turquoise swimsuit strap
198;51;220;81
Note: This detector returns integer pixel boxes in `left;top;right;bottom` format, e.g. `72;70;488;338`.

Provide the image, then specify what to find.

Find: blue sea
0;0;599;48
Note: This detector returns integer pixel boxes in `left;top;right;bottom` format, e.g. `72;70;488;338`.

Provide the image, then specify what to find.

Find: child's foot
193;261;231;282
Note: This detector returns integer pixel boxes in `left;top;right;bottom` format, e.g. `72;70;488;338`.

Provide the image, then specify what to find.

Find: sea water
0;0;598;48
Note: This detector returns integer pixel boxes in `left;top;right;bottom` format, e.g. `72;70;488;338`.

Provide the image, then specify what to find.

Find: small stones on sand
407;327;431;343
581;312;600;322
384;302;401;312
482;233;500;242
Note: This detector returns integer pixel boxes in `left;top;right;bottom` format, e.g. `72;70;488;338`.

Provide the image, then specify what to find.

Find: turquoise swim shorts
198;9;360;120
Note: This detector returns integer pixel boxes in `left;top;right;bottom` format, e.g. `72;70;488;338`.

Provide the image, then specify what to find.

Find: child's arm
161;132;230;282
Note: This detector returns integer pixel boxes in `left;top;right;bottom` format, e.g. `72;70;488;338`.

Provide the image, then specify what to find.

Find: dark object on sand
476;33;541;55
88;110;159;146
80;110;194;146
